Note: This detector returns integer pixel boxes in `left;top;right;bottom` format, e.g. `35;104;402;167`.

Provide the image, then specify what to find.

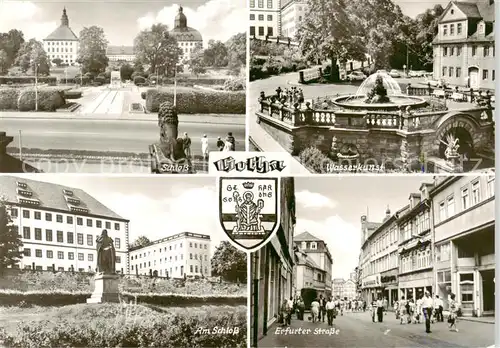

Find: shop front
380;269;398;310
398;270;433;302
361;274;381;303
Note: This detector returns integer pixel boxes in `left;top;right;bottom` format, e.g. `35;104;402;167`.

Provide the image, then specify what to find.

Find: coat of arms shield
218;177;280;251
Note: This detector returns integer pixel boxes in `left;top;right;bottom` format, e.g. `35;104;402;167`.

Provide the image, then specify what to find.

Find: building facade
1;176;129;274
106;46;135;62
397;184;434;304
250;177;295;347
129;232;211;278
280;0;307;40
294;231;333;297
332;278;344;299
43;8;79;66
432;0;495;89
342;279;357;300
249;0;281;38
169;6;203;62
294;247;327;297
430;175;495;317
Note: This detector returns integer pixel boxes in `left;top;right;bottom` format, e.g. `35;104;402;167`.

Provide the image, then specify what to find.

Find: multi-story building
250;177;295;347
332;278;344;299
358;213;383;304
249;0;280;38
129;232;211;278
294;246;326;298
342;279;357;300
294;231;333;297
169;6;203;62
430;175;495;317
43;8;79;66
0;176;129;274
432;0;495;89
106;46;135;62
280;0;307;40
397;183;434;304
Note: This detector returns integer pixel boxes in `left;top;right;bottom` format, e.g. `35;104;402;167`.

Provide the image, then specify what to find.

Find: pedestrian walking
394;300;400;320
286;297;294;325
326;297;336;326
296;297;305;320
408;299;415;324
363;300;367;312
216;136;224;151
422;291;434;333
415;296;423;324
376;297;384;322
182;132;191;158
399;296;407;324
319;295;326;322
370;300;377;322
201;134;209;160
448;293;460;332
435;295;444;322
311;298;320;323
225;132;235;151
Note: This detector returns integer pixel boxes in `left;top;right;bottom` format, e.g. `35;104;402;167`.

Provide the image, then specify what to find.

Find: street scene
249;0;495;174
0;175;247;347
250;175;495;347
0;0;246;173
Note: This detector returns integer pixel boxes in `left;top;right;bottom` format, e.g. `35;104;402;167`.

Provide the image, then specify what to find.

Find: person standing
326;297;336;326
297;297;305;320
394;299;400;320
376;296;384;322
363;300;367;312
448;293;460;332
319;295;327;322
422;291;434;333
216;136;224;151
435;295;444;322
370;299;377;322
399;296;407;325
286;297;294;325
416;296;423;324
201;134;209;160
225;132;235;151
408;298;416;324
311;298;320;323
182;132;191;158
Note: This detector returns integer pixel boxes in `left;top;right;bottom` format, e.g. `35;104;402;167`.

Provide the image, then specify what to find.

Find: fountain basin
332;95;427;111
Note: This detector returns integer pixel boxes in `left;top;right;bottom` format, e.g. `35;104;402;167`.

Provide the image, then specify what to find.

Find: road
258;311;494;348
3;118;245;154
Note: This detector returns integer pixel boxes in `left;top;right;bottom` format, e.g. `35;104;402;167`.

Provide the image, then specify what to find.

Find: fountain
332;72;427;111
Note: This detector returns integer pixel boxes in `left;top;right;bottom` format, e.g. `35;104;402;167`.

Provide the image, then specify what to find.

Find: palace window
250;14;255;20
449;67;454;77
23;227;30;239
34;212;41;220
472;46;477;56
267;15;273;21
258;0;263;8
442;66;447;76
456;46;461;56
258;14;264;21
35;228;42;240
47;250;53;259
443;47;448;56
456;67;461;78
450;47;454;56
267;0;273;8
483;69;488;80
46;229;52;241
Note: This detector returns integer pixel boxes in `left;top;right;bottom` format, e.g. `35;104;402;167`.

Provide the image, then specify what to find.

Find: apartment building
249;0;281;38
294;246;327;297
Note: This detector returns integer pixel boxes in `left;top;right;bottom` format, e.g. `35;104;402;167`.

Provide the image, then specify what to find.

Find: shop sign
381;275;397;284
362;275;380;288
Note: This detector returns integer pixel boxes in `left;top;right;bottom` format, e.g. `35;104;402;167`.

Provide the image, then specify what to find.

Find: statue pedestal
86;273;120;304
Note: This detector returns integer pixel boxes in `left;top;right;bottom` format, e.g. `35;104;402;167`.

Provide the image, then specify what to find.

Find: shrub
17;88;66;111
64;90;82;99
223;78;245;91
131;71;146;81
145;87;245;114
0;88;21;110
134;76;146;86
94;76;105;85
141;91;146;100
0;304;247;348
0;76;57;85
298;147;334;174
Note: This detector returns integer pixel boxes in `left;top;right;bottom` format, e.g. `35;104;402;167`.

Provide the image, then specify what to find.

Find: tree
413;5;445;69
188;47;206;77
14;39;50;75
133;24;182;78
0;50;8;75
130;235;151;249
211;241;246;282
52;58;63;67
0;29;25;70
297;0;366;81
0;200;23;275
77;26;109;75
119;63;134;81
225;33;246;67
203;40;229;67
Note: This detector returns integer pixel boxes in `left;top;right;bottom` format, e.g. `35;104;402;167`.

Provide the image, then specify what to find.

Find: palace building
249;0;280;38
106;46;135;62
129;232;211;278
0;176;129;274
43;8;79;66
432;0;495;89
280;0;307;40
169;6;203;62
250;177;295;347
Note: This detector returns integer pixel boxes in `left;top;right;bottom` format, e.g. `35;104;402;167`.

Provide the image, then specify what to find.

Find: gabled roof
294;231;321;241
295;250;321;269
0;176;127;221
44;25;78;41
454;2;482;18
107;46;134;56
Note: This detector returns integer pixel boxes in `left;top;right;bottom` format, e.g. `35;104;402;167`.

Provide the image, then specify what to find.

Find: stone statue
233;191;264;232
96;229;116;274
365;74;390;104
444;134;460;159
158;101;186;162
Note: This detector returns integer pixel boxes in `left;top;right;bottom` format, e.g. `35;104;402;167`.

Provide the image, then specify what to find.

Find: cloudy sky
294;176;435;281
0;0;246;46
13;174;224;255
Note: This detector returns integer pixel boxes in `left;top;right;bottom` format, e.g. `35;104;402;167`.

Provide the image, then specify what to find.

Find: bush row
0;88;66;111
0;303;247;348
0;291;246;307
250;56;308;81
145;87;245;114
298;147;334;174
63;90;82;99
0;76;57;85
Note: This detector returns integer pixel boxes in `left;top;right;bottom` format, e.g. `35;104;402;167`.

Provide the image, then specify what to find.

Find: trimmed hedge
0;76;57;85
161;78;228;85
0;291;246;307
145;87;245;114
64;90;82;99
17;88;66;111
0;88;21;110
134;76;146;85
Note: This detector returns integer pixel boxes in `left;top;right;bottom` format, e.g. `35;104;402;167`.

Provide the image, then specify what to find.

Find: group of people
271;86;305;107
181;132;236;160
370;292;461;334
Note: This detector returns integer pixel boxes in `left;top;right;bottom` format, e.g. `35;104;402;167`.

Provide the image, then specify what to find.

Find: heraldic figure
233;191;265;234
96;229;116;274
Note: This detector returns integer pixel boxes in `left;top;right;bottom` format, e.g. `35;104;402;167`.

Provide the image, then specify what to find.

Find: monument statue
233;191;265;233
96;229;116;274
365;74;390;104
